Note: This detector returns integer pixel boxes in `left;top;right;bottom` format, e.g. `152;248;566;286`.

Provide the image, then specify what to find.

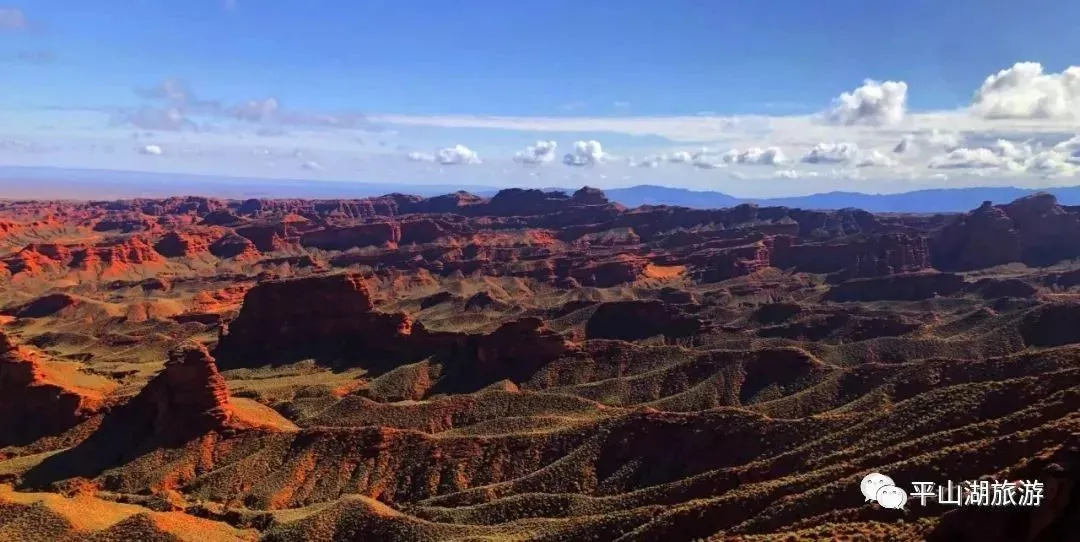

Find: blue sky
3;1;1080;196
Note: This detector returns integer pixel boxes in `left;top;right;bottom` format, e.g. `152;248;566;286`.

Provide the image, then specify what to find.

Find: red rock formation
0;331;107;447
139;343;233;441
772;232;931;278
209;232;260;260
571;186;609;205
214;273;414;367
933;201;1023;271
300;222;403;250
234;222;299;252
930;194;1080;270
153;230;214;258
1002;192;1080;265
683;239;773;283
475;318;572;375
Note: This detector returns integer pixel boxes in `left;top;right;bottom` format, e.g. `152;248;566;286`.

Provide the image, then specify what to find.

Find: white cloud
667;151;693;164
513;140;558;165
406;145;481;165
776;169;821;179
822;79;908;126
406;151;435;163
720;147;788;166
650;147;785;169
435;144;481;165
971;62;1080;120
630;156;663;168
856;149;898;168
563;140;607;166
140;144;163;156
1052;136;1080;160
929;147;1014;169
926;137;1078;176
301;160;323;170
802;142;862;164
799;142;897;168
894;129;961;154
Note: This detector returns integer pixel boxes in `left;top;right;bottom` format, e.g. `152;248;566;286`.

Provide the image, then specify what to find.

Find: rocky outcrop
772;232;931;278
300;222;403;250
1002;192;1080;266
933;194;1080;271
209;232;260;260
234;222;298;252
0;331;107;447
214;273;413;367
572;186;609;206
139;343;232;441
684;240;773;283
153;230;214;258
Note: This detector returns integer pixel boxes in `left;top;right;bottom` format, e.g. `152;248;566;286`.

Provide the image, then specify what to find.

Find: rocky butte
0;187;1077;541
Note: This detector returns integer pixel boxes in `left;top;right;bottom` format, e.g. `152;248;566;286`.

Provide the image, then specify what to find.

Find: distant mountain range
481;184;1077;213
2;166;1078;213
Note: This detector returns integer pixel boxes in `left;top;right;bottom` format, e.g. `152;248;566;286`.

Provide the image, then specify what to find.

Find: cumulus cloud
776;169;821;179
856;150;898;168
929;147;1012;169
630;156;663;168
971;62;1080;120
437;144;481;165
409;145;481;165
721;147;788;166
1052;136;1080;160
563;140;608;166
667;151;693;164
140;144;163;156
513;140;558;165
801;142;898;168
894;130;961;154
926;138;1078;176
802;142;862;164
822;79;908;125
652;147;786;169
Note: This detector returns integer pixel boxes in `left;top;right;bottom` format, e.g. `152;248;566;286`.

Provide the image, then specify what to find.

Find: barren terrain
0;186;1077;541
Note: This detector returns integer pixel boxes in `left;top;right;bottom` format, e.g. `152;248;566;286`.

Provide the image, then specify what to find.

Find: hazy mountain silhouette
3;167;1079;212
